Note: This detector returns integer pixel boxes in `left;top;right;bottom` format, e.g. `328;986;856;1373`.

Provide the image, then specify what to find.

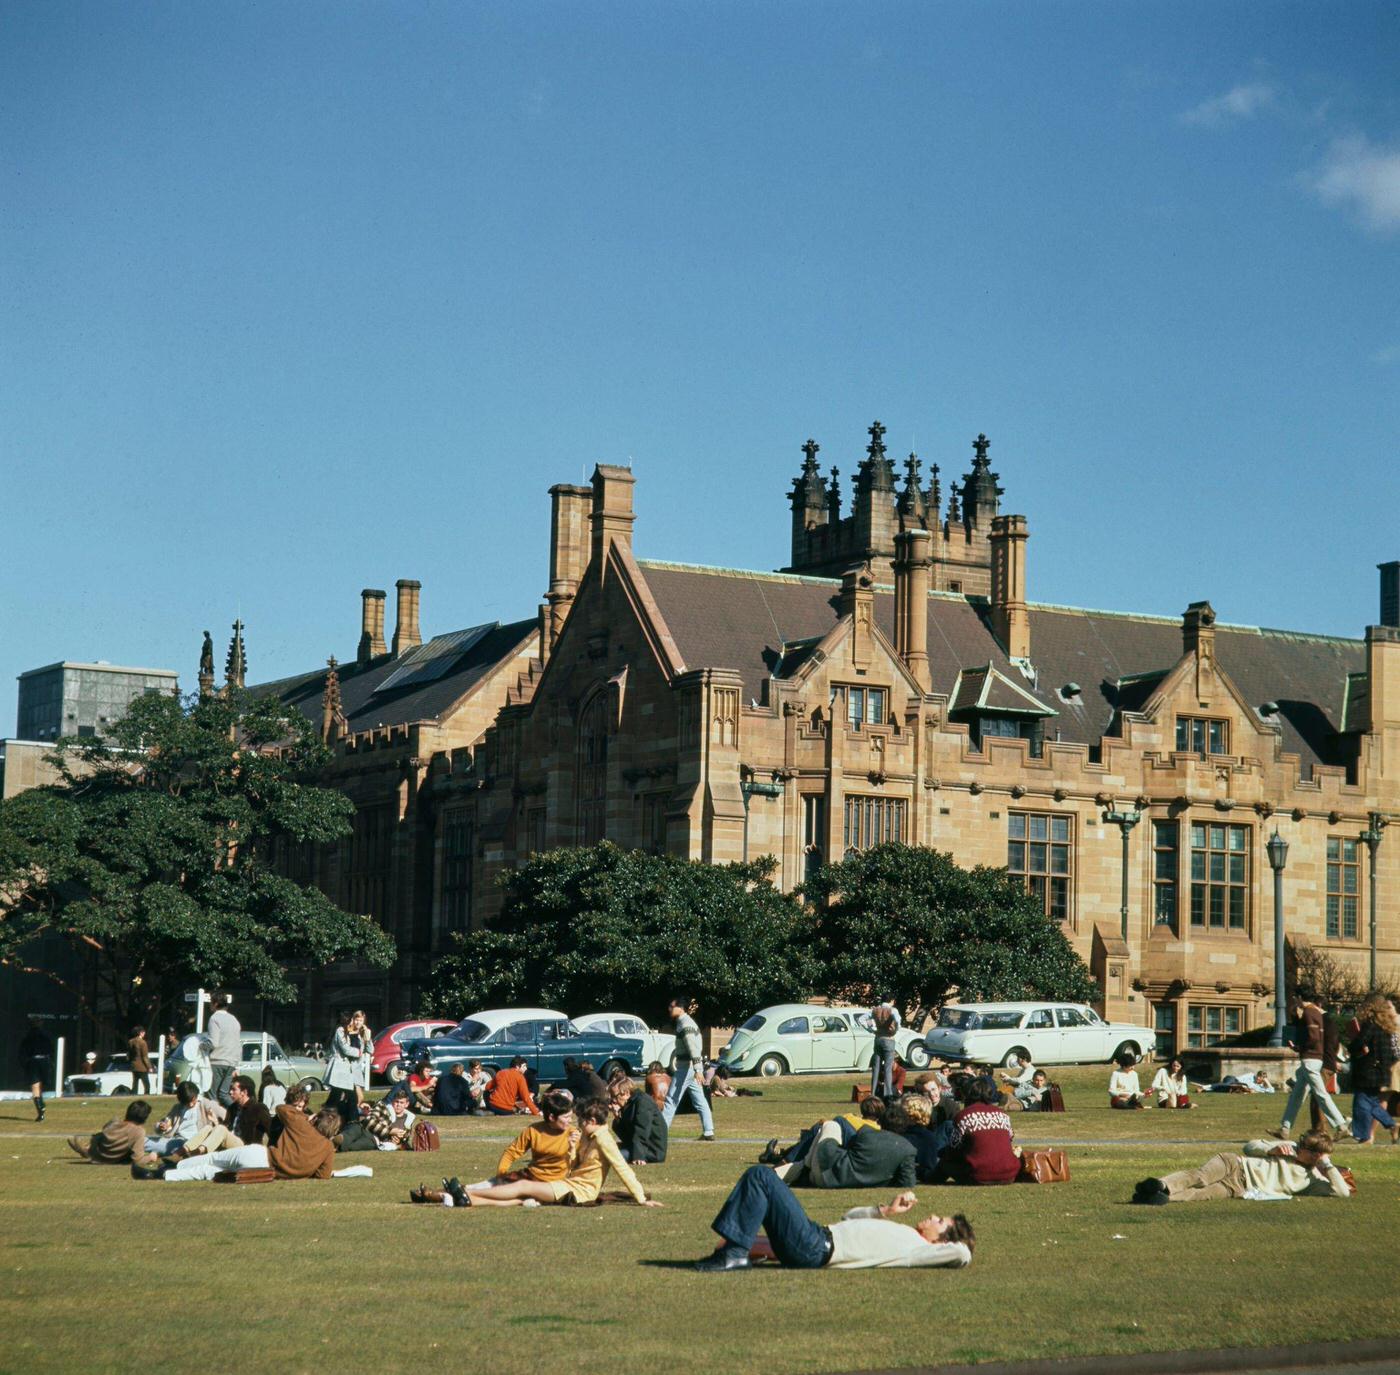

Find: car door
1054;1007;1101;1063
810;1013;857;1070
1020;1008;1057;1063
775;1015;813;1072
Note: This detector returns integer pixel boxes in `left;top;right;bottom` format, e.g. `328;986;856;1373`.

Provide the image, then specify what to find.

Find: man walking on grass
663;996;715;1142
870;996;901;1100
1270;987;1349;1140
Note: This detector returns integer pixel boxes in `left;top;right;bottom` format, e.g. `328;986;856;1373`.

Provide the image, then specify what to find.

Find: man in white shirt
695;1165;973;1272
1133;1131;1350;1204
662;996;715;1142
205;994;241;1107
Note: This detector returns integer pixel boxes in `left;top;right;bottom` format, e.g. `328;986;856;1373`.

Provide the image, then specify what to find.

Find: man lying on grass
695;1166;973;1272
67;1100;159;1167
1132;1130;1351;1205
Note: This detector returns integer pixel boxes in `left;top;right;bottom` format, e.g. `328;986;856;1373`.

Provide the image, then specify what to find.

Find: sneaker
66;1136;90;1160
1267;1127;1291;1141
1134;1190;1169;1206
700;1134;716;1142
521;1198;541;1209
1132;1176;1164;1202
130;1161;165;1180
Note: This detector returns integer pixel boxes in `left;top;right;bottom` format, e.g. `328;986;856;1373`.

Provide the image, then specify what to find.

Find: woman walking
1348;995;1399;1145
325;1010;365;1127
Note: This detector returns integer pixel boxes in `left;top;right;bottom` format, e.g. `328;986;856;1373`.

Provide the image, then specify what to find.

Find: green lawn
1;1067;1394;1375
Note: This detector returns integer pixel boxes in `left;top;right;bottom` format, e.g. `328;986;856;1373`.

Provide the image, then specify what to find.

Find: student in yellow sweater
454;1098;662;1208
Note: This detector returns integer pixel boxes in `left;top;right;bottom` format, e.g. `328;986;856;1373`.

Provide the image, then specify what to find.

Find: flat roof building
16;661;179;743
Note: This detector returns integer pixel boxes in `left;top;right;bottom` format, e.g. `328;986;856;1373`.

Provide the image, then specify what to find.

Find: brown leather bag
213;1168;278;1184
408;1120;440;1152
1017;1149;1070;1184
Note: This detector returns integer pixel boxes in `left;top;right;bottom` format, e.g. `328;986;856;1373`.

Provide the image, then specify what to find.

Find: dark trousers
1352;1091;1397;1142
487;1104;517;1116
871;1038;897;1099
711;1166;829;1268
131;1071;151;1094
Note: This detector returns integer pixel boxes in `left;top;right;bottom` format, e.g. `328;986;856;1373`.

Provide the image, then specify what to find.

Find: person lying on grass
773;1102;916;1189
67;1100;159;1167
152;1105;341;1182
1132;1130;1352;1205
759;1094;885;1167
414;1097;662;1209
695;1168;973;1272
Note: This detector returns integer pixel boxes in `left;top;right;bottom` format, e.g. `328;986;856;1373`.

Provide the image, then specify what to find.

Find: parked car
372;1019;458;1082
717;1003;932;1079
165;1034;327;1091
574;1013;676;1069
922;1001;1157;1068
395;1008;645;1083
65;1054;138;1097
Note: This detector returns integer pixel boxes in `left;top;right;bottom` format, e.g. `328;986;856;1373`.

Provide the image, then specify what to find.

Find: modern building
16;661;178;743
213;426;1400;1052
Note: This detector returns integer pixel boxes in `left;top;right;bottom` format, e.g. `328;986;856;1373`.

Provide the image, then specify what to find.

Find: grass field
1;1066;1395;1375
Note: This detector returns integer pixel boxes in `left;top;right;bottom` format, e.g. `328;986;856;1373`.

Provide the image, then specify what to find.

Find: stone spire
198;630;215;702
826;466;842;521
897;452;926;529
855;420;896;491
960;432;1003;527
321;656;345;744
926;463;942;518
224;619;247;691
789;438;827;510
947;486;962;525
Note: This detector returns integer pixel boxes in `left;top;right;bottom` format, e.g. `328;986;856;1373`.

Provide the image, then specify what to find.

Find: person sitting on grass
644;1060;671;1111
447;1089;577;1197
466;1060;492;1113
174;1073;272;1157
1109;1052;1152;1109
407;1058;437;1113
913;1073;960;1121
487;1057;540;1116
694;1169;974;1272
432;1062;472;1116
156;1105;341;1182
609;1072;668;1164
148;1081;223;1157
67;1101;159;1166
704;1062;738;1099
775;1102;917;1190
899;1092;958;1184
999;1053;1038;1109
1151;1058;1194;1110
364;1089;416;1146
759;1096;884;1167
1132;1130;1351;1205
937;1077;1021;1186
259;1065;287;1112
561;1058;608;1101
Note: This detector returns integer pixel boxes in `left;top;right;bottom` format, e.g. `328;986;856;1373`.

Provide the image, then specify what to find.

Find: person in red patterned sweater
940;1078;1021;1185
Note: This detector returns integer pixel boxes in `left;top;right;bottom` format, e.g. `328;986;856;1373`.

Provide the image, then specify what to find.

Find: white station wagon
923;1001;1156;1068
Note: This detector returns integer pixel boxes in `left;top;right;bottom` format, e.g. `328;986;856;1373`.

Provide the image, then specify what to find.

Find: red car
371;1020;457;1081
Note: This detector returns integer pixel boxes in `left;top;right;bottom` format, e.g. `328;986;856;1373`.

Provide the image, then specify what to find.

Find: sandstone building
242;424;1399;1056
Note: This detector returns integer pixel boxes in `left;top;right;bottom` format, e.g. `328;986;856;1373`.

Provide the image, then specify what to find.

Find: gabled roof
949;664;1057;716
249;620;537;733
635;560;1363;771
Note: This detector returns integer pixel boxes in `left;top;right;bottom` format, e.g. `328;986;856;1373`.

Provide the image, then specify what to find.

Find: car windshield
739;1014;766;1032
446;1019;492;1044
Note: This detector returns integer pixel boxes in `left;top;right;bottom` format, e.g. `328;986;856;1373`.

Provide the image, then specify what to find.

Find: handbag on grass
407;1120;441;1152
214;1168;278;1184
1016;1149;1070;1184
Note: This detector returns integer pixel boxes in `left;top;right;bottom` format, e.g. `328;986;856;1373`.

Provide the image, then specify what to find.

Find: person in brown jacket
127;1027;152;1095
269;1105;339;1179
1271;989;1349;1139
645;1061;671;1112
68;1101;158;1166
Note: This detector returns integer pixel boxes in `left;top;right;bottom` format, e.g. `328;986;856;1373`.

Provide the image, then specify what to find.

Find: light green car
164;1034;327;1092
718;1003;931;1079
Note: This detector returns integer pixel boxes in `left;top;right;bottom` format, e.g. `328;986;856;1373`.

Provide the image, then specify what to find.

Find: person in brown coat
268;1104;339;1179
645;1061;671;1111
127;1027;152;1095
68;1101;158;1166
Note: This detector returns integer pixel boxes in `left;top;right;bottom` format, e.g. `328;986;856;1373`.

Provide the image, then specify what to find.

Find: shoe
410;1184;445;1204
758;1137;781;1164
1132;1177;1165;1202
66;1136;90;1160
700;1134;716;1142
444;1177;471;1208
695;1249;751;1272
1134;1190;1169;1206
1267;1127;1291;1140
130;1161;165;1180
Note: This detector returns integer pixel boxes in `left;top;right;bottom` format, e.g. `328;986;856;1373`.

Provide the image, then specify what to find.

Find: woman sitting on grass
1151;1057;1194;1109
940;1078;1021;1186
1109;1052;1152;1109
407;1058;437;1113
446;1097;662;1208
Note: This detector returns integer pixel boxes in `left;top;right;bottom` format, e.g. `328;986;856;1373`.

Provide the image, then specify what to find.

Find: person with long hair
325;1010;365;1126
1151;1057;1194;1109
1348;994;1399;1145
1109;1052;1151;1109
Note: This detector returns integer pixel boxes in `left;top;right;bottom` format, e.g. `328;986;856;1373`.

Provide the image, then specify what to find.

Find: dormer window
971;714;1044;758
832;684;886;729
1176;716;1228;755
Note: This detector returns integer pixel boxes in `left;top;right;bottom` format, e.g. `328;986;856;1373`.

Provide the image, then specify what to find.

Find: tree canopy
803;843;1097;1025
421;842;819;1026
0;689;395;1032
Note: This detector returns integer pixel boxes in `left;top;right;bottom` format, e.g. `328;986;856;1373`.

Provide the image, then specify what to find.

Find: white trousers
163;1144;270;1181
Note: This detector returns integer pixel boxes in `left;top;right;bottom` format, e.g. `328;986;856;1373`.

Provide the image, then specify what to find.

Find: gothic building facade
243;423;1400;1055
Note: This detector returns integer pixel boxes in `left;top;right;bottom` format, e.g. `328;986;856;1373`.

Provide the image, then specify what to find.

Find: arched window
577;692;608;844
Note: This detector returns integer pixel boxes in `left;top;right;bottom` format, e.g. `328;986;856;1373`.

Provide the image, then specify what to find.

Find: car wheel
1112;1041;1141;1063
109;1085;131;1095
599;1059;629;1081
1001;1046;1032;1069
904;1042;931;1070
299;1078;324;1093
386;1061;409;1084
755;1054;787;1079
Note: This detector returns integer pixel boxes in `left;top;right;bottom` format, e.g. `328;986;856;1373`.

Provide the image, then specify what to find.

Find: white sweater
1238;1140;1350;1198
827;1207;973;1269
1109;1069;1142;1098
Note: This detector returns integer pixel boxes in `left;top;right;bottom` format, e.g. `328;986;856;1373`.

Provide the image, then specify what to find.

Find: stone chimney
838;563;875;670
1380;561;1399;629
893;527;932;692
392;579;422;657
989;514;1031;661
590;464;636;563
1182;600;1217;704
546;483;592;653
358;588;387;665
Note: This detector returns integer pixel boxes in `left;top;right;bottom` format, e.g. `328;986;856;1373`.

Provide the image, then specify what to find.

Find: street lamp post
1266;829;1289;1048
1360;812;1386;991
1102;806;1142;942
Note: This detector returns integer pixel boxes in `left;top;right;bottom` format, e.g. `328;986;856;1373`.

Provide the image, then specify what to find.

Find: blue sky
3;2;1397;724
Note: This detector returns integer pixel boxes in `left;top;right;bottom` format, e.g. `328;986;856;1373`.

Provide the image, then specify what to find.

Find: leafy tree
421;842;818;1027
0;689;395;1033
803;843;1097;1026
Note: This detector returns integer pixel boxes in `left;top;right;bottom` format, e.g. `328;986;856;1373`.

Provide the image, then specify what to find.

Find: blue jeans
1351;1091;1397;1142
871;1038;897;1099
662;1062;714;1134
712;1166;829;1268
209;1064;235;1107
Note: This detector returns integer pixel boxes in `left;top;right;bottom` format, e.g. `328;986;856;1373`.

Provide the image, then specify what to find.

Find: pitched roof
248;620;537;733
636;560;1363;772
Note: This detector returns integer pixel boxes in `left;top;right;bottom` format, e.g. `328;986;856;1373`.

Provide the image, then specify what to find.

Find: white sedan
65;1055;140;1096
574;1013;677;1069
923;1001;1157;1067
